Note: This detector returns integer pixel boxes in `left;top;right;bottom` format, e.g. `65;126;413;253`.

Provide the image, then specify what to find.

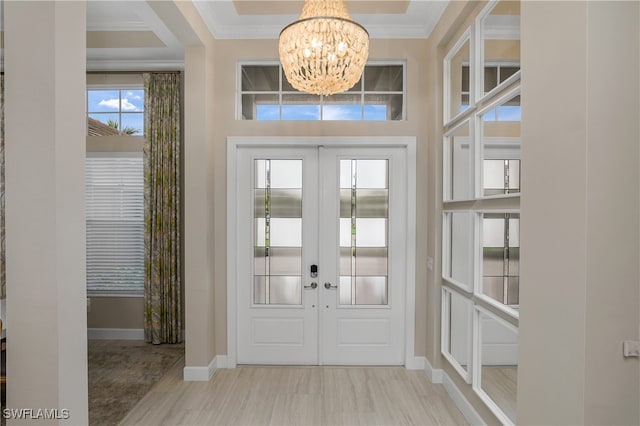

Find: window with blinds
86;154;144;295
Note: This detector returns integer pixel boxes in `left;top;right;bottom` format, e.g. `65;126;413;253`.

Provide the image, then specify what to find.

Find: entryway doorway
227;137;416;367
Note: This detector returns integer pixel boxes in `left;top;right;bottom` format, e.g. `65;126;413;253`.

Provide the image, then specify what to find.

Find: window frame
237;60;407;121
86;83;145;136
441;1;521;423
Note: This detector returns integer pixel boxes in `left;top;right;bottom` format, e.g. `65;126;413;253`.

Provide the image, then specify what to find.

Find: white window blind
86;154;144;295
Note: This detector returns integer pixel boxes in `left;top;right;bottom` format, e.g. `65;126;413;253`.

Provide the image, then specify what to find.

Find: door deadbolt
310;264;318;278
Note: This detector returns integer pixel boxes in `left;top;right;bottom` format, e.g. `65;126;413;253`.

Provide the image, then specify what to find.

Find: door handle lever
304;282;318;289
324;282;337;289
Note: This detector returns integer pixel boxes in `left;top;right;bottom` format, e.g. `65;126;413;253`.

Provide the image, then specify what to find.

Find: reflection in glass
442;288;472;381
242;65;279;91
481;0;520;95
446;121;473;201
253;159;303;305
447;211;474;290
482;213;520;307
339;160;389;305
478;309;518;424
447;36;471;120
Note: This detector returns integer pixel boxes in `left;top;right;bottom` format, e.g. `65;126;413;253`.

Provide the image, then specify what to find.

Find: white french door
235;144;407;365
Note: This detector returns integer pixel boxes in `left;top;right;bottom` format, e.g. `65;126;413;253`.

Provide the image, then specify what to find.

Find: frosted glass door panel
339;159;389;305
253;159;303;305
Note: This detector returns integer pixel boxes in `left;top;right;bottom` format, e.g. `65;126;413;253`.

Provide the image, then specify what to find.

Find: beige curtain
143;72;182;344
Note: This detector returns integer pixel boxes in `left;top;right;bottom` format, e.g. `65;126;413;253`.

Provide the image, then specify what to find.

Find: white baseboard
183;355;226;381
406;356;425;370
422;356;443;383
442;372;485;426
88;328;144;340
87;328;186;341
420;357;483;426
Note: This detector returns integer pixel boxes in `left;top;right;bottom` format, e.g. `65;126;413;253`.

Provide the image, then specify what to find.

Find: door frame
226;136;417;368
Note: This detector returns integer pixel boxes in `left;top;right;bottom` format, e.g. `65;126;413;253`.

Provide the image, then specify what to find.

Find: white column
519;1;640;424
5;1;88;424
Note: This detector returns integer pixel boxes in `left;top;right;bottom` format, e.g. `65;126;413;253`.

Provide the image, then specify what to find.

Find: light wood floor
120;359;469;426
481;366;517;422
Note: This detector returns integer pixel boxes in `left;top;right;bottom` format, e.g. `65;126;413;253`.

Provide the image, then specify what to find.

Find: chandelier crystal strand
279;0;369;96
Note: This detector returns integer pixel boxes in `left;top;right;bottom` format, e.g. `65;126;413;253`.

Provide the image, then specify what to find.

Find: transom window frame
237;60;407;121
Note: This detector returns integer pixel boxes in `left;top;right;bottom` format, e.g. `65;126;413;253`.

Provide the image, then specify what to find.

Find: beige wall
5;1;89;422
518;1;640;424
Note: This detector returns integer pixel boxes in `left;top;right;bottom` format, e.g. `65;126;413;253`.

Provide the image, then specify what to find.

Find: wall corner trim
183;355;226;381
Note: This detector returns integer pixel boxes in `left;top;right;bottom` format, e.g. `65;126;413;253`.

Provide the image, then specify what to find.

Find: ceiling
84;0;449;69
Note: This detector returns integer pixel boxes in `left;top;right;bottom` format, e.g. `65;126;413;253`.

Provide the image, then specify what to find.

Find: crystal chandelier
278;0;370;96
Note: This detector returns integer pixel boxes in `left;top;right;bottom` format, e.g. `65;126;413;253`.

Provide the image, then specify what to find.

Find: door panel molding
227;136;417;368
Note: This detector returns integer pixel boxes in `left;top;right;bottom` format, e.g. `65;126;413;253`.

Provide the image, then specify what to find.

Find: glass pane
270;160;302;189
340;159;389;305
254;189;302;218
355;218;387;247
270;276;302;305
253;158;303;306
254;218;266;247
355;247;388;276
484;160;506;196
270;218;302;247
123;89;144;111
339;218;352;247
254;247;266;276
364;65;403;91
355;160;388;189
447;290;471;372
355;189;388;218
339;276;352;305
484;67;498;93
355;277;387;305
282;94;321;120
242;65;279;91
500;66;519;83
323;93;362;120
340;247;352;276
270;247;302;275
448;211;473;289
482;0;520;95
446;121;474;200
481;213;520;307
87;90;120;113
364;94;402;120
479;310;518;423
88;113;119;128
447;36;470;120
254;276;266;304
121;113;144;135
340;160;352;189
243;94;279;120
